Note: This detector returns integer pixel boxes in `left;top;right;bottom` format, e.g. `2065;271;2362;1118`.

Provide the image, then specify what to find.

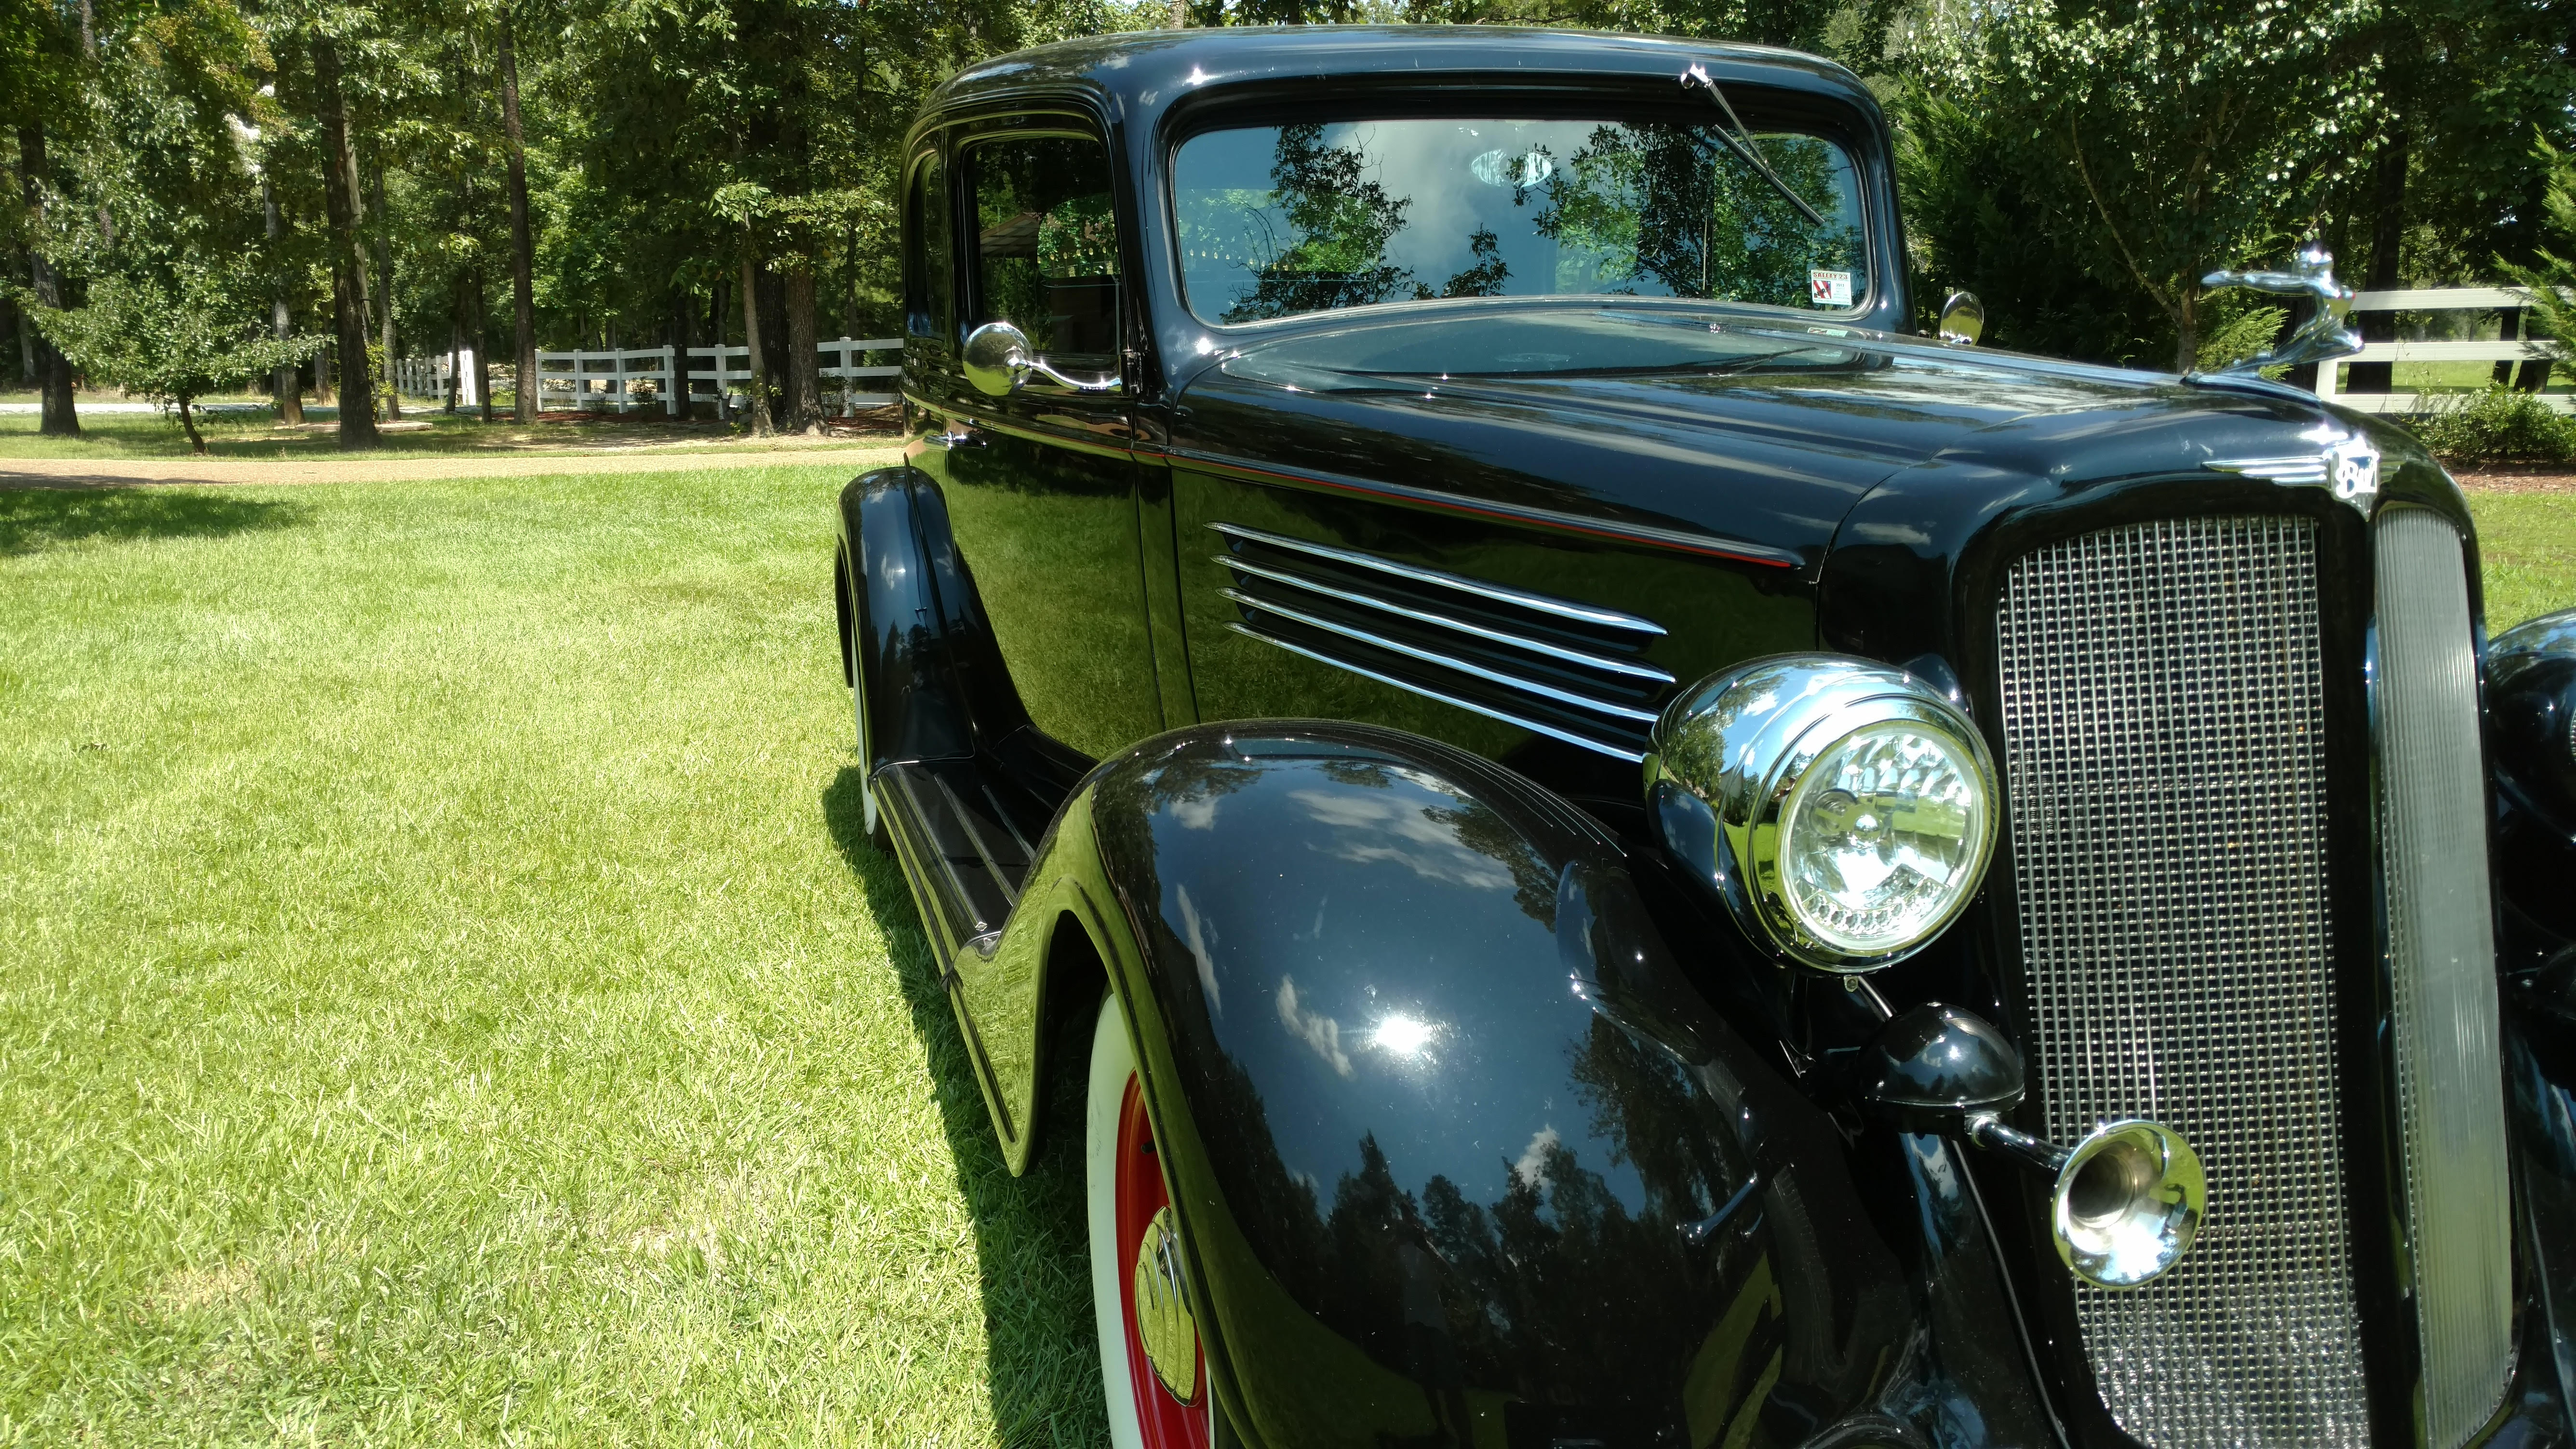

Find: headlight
1646;656;1999;972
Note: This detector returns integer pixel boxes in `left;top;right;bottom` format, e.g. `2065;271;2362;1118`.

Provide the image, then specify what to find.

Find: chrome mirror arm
2195;243;2363;377
1024;356;1124;394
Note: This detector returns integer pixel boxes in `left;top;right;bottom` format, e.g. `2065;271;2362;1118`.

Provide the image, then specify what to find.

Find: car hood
1171;303;2398;572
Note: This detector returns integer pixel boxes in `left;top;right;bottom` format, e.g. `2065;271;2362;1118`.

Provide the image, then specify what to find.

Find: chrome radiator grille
1994;516;2370;1449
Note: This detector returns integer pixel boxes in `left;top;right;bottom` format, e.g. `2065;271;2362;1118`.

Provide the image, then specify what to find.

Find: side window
905;148;954;347
962;134;1120;373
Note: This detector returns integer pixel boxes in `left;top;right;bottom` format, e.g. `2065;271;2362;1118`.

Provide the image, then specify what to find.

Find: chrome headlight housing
1646;656;2000;972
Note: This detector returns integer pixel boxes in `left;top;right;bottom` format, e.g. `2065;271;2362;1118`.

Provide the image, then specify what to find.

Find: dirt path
2454;469;2576;494
0;445;906;488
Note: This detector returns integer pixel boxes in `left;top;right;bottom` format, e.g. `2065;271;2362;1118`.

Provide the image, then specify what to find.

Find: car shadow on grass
0;485;306;556
821;766;1110;1448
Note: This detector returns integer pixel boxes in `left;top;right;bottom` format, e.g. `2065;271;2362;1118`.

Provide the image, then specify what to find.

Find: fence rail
2318;286;2571;415
393;339;903;417
392;350;485;407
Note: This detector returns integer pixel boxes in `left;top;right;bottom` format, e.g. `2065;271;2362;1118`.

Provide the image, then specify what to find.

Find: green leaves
1894;0;2387;369
26;257;323;407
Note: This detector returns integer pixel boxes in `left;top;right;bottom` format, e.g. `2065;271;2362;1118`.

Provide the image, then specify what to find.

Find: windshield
1172;115;1870;327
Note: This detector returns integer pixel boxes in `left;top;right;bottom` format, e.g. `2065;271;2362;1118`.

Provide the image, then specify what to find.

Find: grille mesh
1995;516;2370;1449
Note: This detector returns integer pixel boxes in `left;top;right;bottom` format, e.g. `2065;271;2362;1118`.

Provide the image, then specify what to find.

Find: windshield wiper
1680;64;1829;230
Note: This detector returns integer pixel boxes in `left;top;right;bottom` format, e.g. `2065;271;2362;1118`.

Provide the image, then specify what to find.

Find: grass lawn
2472;491;2576;630
0;467;2565;1446
0;404;898;462
0;468;1101;1446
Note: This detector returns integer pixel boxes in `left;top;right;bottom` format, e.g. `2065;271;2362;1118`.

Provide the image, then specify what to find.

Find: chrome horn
1855;1003;2206;1289
1968;1115;2206;1289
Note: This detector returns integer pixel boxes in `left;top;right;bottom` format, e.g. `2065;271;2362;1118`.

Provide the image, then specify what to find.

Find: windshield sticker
1809;270;1853;308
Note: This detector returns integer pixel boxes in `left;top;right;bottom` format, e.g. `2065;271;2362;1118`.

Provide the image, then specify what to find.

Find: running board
873;759;1042;965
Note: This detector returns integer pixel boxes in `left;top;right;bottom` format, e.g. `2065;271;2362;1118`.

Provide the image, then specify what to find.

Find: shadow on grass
0;487;307;556
821;766;1108;1448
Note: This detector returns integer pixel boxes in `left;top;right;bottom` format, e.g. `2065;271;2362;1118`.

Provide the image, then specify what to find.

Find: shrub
2402;386;2576;467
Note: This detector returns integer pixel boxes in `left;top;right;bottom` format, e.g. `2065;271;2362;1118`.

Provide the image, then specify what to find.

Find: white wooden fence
392;349;485;406
395;339;901;417
2316;286;2570;414
688;338;901;416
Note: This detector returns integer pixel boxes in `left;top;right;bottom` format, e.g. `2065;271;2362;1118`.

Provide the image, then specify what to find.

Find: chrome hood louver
1210;523;1671;761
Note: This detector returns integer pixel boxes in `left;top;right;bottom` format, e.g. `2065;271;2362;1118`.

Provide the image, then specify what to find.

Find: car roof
923;24;1878;126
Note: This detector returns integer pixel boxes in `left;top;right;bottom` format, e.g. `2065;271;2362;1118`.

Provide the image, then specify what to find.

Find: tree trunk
2172;287;2200;376
1170;0;1186;26
446;285;461;414
498;7;538;423
756;264;787;429
313;39;380;448
473;271;496;422
15;124;79;437
711;280;731;422
9;272;32;383
263;177;305;424
738;249;773;437
2348;126;2408;394
318;340;334;402
176;397;206;455
785;257;822;433
371;162;400;420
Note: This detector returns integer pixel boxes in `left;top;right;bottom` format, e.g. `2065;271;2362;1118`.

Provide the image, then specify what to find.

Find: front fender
835;466;1033;774
966;722;2051;1448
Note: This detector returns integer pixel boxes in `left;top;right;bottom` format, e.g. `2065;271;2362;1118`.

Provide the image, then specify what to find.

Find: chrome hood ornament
2196;244;2363;376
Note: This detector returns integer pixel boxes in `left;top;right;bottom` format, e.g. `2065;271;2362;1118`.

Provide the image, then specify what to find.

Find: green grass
2469;491;2576;630
0;406;893;461
0;467;2564;1446
0;470;1102;1446
2364;360;2572;394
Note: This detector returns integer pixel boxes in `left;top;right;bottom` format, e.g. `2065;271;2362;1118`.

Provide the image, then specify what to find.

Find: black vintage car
831;24;2576;1449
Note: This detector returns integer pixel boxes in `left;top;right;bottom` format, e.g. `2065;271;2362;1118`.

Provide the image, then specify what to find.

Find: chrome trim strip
1210;523;1668;635
1217;555;1676;683
2205;456;2331;485
1222;589;1662;724
2372;507;2515;1448
1224;622;1647;762
1182;456;1803;570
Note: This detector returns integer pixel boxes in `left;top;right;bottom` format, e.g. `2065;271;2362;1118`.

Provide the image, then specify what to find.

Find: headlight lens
1779;722;1991;955
1648;655;2001;972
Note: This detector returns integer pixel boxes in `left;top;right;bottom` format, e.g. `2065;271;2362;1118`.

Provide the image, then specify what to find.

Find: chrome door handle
930;424;984;449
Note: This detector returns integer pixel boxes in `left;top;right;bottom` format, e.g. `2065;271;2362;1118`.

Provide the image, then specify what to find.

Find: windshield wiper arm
1680;64;1829;230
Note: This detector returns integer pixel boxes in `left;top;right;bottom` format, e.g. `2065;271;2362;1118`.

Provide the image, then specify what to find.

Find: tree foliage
6;0;2571;433
30;258;320;449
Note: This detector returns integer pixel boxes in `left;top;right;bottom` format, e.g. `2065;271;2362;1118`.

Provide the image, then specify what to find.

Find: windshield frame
1159;85;1887;334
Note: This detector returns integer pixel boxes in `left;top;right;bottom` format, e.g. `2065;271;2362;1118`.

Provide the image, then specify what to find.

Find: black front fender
835;466;1033;775
960;721;2051;1448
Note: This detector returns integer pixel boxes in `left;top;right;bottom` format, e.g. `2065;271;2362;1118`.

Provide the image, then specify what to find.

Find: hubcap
1132;1207;1199;1402
1114;1074;1210;1448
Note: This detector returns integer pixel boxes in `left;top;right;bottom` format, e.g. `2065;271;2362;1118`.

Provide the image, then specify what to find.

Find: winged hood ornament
2196;244;2363;376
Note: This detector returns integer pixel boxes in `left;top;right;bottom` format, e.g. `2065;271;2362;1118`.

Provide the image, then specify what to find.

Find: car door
909;117;1163;763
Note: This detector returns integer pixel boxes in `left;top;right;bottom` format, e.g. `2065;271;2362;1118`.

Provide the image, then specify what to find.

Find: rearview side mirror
1936;291;1985;347
961;320;1123;397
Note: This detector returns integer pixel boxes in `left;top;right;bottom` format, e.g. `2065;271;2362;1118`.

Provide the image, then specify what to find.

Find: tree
1895;0;2382;371
495;0;535;421
31;259;320;451
2;0;88;434
309;30;381;446
2501;136;2576;349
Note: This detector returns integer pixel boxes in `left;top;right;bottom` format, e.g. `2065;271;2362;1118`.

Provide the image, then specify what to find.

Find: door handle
929;424;984;449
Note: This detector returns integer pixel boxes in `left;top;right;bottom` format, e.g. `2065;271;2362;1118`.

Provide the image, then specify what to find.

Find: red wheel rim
1116;1074;1211;1449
